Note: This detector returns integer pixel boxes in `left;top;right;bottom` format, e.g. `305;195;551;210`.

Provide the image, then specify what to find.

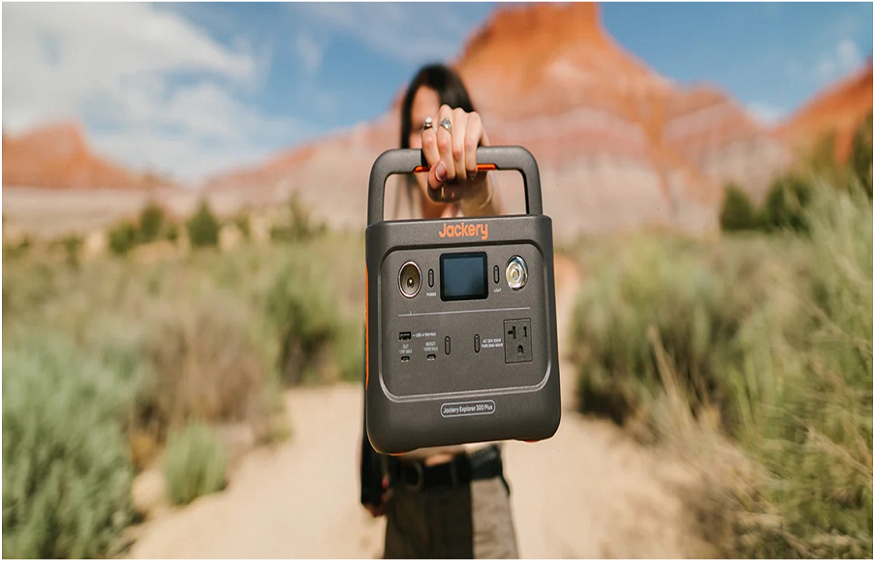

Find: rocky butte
208;3;795;237
5;3;871;239
2;122;171;190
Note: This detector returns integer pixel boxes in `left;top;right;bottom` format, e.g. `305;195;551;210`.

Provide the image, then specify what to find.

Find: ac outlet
504;318;533;363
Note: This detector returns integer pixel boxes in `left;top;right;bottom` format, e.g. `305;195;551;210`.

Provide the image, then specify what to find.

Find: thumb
428;160;447;191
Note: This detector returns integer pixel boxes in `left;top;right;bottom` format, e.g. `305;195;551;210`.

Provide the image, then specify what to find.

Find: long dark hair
398;64;476;217
400;64;476;148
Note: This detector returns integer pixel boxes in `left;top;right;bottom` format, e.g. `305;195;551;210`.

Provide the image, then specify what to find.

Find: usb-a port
399;332;412;341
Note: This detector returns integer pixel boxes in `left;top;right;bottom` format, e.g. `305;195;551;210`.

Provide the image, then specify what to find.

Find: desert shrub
761;173;813;233
850;111;873;198
2;335;136;558
719;183;759;232
1;230;367;528
162;422;227;506
59;234;84;267
105;202;172;256
270;193;323;242
187;199;220;248
570;236;793;430
139;298;267;441
233;212;251;239
266;262;340;384
1;257;59;325
108;221;138;255
4;244;280;462
570;180;872;557
165;225;179;242
1;234;379;553
732;184;873;557
333;321;365;383
3;235;32;260
138;200;167;244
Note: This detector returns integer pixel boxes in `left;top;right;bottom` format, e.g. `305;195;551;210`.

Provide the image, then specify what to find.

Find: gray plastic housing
365;146;561;454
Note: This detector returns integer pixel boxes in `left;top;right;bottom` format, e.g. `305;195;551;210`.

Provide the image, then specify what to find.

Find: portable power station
364;146;561;454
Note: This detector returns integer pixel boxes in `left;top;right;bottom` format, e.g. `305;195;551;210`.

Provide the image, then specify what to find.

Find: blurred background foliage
571;113;873;557
2;195;364;557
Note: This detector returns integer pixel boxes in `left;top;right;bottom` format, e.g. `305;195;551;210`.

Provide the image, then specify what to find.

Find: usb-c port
427;354;436;361
399;332;412;341
401;355;410;362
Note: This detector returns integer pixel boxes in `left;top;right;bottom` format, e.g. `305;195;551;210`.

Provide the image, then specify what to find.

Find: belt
389;445;505;492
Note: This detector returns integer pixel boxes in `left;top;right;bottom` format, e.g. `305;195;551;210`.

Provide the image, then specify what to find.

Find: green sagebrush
571;182;872;557
162;422;227;506
3;335;136;558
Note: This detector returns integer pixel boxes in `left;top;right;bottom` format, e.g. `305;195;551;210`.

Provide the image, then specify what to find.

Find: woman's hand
420;104;493;208
363;476;389;518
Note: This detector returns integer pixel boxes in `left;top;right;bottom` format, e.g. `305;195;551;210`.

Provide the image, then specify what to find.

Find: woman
364;63;519;559
391;63;502;220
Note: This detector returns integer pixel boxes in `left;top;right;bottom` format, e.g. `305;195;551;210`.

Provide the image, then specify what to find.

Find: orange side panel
365;266;369;389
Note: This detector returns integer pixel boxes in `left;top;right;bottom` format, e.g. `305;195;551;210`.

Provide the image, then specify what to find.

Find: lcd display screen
440;253;488;301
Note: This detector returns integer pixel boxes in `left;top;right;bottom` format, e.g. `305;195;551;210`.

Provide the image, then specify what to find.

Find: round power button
505;256;527;290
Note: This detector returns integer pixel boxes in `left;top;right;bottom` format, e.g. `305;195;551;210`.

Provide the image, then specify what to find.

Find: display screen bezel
440;252;488;301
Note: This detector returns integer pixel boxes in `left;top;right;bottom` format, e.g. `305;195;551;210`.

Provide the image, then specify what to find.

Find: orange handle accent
412;163;496;174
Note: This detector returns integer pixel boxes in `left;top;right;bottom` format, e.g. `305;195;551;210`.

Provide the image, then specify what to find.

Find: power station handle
367;146;543;227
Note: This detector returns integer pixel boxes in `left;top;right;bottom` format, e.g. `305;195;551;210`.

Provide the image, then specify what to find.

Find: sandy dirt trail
131;256;709;559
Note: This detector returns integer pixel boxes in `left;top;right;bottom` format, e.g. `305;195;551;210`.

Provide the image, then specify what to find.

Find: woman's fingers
420;120;440;185
451;107;468;182
423;105;490;203
465;111;482;179
365;503;385;518
433;104;455;187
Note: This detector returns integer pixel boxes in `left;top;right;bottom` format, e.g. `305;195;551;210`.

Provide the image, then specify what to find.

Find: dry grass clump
570;181;872;557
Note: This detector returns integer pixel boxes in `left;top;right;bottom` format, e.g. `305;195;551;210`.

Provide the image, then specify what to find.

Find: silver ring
421;117;433;131
439;118;452;132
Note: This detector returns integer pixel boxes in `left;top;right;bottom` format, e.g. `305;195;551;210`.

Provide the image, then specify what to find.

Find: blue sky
3;2;872;181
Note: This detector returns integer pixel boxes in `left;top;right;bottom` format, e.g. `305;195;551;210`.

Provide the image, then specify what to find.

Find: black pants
383;476;519;559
